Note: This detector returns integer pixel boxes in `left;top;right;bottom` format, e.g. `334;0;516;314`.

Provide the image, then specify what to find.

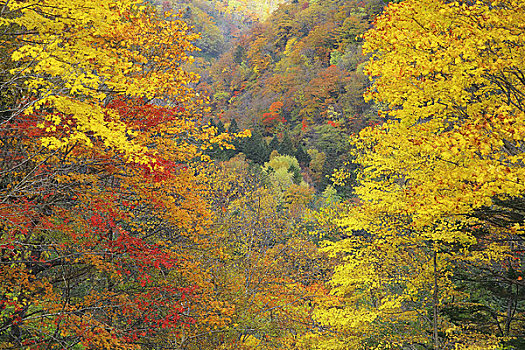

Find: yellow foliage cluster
318;0;525;348
3;0;200;162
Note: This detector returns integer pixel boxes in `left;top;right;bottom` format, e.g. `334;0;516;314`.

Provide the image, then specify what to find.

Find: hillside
2;1;525;349
190;0;386;192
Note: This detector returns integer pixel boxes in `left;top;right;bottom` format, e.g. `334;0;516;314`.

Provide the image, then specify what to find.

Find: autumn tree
0;1;241;348
201;154;330;349
318;0;525;349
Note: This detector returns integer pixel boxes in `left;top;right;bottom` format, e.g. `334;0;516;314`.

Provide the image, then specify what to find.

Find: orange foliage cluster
262;101;286;128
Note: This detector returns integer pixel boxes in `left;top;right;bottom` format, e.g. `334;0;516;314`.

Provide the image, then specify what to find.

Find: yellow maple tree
318;0;525;349
3;0;200;162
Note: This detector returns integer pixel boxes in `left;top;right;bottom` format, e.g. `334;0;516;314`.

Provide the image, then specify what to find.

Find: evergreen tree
295;144;311;166
216;119;226;134
228;119;240;134
289;164;302;185
269;134;280;152
241;128;269;165
277;132;294;156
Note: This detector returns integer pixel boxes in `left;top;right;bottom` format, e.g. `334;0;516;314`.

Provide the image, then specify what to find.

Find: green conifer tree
269;134;280;152
295;144;311;166
241;127;269;165
216;120;226;134
278;132;294;156
228;119;240;134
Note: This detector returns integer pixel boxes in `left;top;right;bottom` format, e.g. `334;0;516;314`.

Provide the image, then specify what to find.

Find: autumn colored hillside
1;0;525;349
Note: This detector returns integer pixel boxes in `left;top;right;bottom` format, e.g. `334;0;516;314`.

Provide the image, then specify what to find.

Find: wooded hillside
1;0;525;349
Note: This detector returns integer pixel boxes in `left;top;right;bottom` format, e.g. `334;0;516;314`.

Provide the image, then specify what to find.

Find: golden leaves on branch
4;0;201;163
319;0;525;348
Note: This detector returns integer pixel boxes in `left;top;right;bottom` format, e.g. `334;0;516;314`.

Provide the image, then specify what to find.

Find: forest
1;0;524;349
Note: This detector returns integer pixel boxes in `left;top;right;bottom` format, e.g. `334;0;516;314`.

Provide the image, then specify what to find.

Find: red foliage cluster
107;97;185;131
0;95;201;348
262;101;286;127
